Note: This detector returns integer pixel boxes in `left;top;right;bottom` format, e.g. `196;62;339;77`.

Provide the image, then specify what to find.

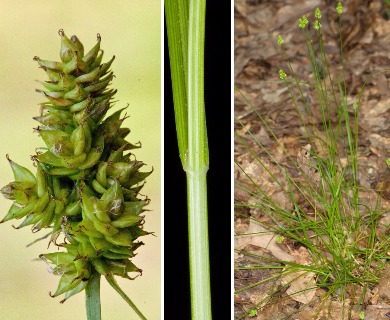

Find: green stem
105;274;147;320
187;1;211;319
85;273;101;320
187;0;208;168
165;0;211;318
187;170;211;319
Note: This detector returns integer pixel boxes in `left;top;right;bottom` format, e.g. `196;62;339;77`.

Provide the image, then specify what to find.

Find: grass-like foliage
235;3;390;319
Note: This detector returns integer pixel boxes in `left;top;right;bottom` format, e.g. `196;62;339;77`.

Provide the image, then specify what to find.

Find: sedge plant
1;30;153;320
235;3;389;319
165;1;212;319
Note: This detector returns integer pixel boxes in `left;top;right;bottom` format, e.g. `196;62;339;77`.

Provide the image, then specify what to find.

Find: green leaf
165;0;189;166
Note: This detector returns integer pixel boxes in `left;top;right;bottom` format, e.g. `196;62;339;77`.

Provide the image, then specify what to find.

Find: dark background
164;3;231;319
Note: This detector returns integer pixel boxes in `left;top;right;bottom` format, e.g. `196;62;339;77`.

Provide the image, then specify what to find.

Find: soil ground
234;0;390;319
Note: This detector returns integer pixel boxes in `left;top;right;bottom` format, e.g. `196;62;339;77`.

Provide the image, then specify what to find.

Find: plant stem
165;0;212;318
187;1;211;319
187;170;211;319
85;273;101;320
105;274;147;320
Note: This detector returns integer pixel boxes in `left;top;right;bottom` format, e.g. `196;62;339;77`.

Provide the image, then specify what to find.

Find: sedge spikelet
1;29;152;303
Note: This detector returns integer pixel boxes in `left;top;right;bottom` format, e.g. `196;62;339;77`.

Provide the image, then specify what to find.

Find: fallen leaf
365;304;390;320
235;219;296;262
280;268;316;304
368;134;390;153
378;263;390;301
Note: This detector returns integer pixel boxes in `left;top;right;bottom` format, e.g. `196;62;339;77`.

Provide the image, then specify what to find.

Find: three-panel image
0;1;389;319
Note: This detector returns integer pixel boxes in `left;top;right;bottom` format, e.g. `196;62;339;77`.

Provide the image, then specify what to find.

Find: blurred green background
0;1;160;319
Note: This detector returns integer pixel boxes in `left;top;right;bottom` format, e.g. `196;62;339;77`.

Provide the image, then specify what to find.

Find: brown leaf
378;263;390;301
235;219;296;262
280;268;316;304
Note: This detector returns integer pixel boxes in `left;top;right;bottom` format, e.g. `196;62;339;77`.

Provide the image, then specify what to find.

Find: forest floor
234;0;390;319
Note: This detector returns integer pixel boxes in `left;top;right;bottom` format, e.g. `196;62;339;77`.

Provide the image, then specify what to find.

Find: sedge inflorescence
336;2;343;15
279;69;287;80
277;4;343;77
277;35;284;46
1;29;152;303
298;15;309;29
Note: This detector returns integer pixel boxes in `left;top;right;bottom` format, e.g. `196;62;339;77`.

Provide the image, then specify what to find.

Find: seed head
298;15;309;29
1;29;153;306
277;35;284;46
279;69;287;80
315;8;321;19
336;2;343;15
249;309;258;317
313;20;322;30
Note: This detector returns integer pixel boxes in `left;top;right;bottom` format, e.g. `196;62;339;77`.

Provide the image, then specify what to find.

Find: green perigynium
279;69;287;80
315;7;321;19
298;15;309;29
248;309;258;317
1;30;152;303
277;35;284;46
313;20;322;30
336;2;343;15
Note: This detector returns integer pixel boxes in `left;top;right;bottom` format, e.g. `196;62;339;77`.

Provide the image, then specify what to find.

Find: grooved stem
165;0;211;318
